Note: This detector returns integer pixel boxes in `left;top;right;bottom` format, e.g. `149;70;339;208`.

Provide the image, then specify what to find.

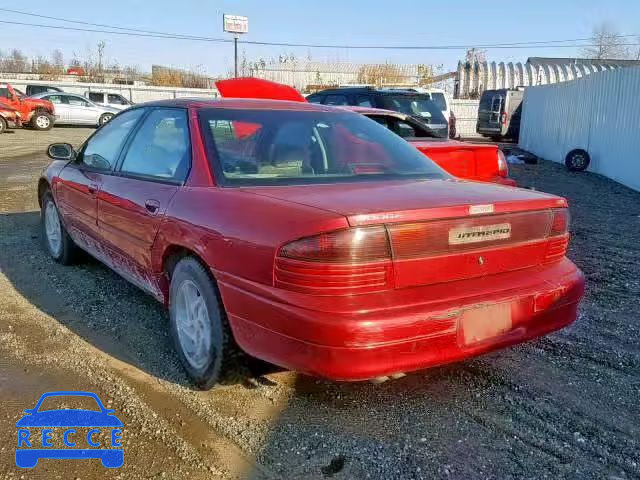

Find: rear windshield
380;95;447;124
199;109;448;186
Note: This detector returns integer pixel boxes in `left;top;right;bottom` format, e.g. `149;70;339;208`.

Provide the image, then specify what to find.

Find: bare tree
582;23;630;59
465;48;487;64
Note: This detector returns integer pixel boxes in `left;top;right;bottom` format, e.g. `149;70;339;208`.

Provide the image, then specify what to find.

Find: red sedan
39;97;584;389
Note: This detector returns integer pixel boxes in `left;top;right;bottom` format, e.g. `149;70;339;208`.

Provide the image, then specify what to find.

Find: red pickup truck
0;83;55;130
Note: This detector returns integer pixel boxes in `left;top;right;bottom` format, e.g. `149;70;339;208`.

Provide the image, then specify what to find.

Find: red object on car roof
215;77;306;102
39;90;584;389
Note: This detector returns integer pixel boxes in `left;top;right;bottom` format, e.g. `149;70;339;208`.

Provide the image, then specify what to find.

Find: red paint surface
43;97;585;381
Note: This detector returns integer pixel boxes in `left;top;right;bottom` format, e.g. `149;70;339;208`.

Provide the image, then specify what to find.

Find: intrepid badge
449;223;512;245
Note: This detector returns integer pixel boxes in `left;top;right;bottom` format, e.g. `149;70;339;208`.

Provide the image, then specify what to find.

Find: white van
84;91;133;111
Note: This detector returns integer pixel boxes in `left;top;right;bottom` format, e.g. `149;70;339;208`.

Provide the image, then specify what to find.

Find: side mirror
47;143;75;161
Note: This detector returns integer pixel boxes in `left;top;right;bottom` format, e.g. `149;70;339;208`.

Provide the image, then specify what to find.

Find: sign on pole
223;15;249;35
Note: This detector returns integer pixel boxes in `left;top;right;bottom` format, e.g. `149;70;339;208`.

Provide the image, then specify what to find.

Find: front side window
119;108;190;181
0;87;10;99
429;92;447;112
108;93;129;105
80;108;146;171
199;109;447;186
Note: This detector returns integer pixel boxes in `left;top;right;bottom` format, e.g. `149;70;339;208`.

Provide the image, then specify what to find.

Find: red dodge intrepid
39;95;585;388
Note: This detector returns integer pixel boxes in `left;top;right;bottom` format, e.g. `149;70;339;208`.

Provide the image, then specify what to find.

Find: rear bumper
219;259;584;381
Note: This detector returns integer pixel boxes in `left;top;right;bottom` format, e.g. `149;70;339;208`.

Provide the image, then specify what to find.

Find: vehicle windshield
380;95;447;124
428;92;447;112
199;109;448;186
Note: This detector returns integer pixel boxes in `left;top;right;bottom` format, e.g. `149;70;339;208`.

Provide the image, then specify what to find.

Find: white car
85;91;133;111
30;92;119;127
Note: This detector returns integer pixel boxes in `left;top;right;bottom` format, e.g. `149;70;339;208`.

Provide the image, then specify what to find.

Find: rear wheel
98;113;114;126
41;190;77;264
31;111;53;130
169;257;239;389
565;149;590;172
0;117;6;134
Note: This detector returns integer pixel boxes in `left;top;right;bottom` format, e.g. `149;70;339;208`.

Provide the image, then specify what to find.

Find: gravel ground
0;130;638;479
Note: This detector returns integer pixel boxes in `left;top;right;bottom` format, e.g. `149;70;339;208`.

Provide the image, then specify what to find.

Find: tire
565;148;590;172
169;257;238;389
0;117;6;134
31;111;53;130
40;190;77;264
98;113;114;126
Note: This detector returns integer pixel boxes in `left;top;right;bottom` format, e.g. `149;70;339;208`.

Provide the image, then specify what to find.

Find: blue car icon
15;391;123;468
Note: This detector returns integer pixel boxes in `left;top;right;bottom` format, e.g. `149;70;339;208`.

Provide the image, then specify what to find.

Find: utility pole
234;35;238;78
223;15;248;78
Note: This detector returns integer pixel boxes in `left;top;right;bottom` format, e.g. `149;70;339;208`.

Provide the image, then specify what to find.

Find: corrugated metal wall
519;67;640;191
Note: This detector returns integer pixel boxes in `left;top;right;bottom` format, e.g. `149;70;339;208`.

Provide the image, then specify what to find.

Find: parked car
477;88;524;141
382;87;452;127
306;87;449;138
0;100;22;133
30;92;118;127
85;91;133;111
345;106;515;186
0;83;55;130
39;92;584;389
26;84;64;96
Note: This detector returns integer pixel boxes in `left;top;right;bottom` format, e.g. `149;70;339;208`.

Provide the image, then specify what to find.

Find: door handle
87;183;99;195
144;199;160;214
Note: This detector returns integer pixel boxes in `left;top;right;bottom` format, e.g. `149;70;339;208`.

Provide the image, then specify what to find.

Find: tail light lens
546;208;570;262
276;227;393;294
497;149;508;177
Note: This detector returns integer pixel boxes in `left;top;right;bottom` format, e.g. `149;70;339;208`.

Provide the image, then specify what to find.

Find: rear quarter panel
152;187;348;291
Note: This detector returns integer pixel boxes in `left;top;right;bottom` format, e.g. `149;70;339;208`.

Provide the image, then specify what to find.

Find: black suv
306;87;448;138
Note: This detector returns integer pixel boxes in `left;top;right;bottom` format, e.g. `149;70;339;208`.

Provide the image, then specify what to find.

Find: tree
357;64;408;86
582;23;630;59
465;48;487;64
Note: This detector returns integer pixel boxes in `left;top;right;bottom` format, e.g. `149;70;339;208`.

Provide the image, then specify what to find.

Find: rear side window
45;95;63;104
325;94;349;106
88;92;104;103
119;108;190;181
307;95;324;104
67;96;90;107
81;108;146;171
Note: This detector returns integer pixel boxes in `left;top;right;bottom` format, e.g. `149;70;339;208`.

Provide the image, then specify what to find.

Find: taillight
546;208;570;262
276;227;393;294
497;149;508;177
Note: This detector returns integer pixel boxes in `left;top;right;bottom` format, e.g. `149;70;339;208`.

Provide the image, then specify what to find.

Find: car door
66;95;100;125
54;108;147;250
97;107;191;294
44;95;70;123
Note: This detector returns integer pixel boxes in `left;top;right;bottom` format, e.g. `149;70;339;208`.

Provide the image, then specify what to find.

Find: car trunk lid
248;180;568;289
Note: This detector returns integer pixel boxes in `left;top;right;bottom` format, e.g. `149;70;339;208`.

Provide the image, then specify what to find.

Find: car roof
310;87;428;97
133;97;353;112
340;105;407;117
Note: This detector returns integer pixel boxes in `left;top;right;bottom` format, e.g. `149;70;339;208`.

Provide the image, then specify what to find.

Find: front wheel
169;257;239;389
41;190;77;264
98;113;114;126
0;117;6;134
31;111;53;130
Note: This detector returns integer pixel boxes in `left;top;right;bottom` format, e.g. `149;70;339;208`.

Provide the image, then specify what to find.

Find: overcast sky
2;0;639;75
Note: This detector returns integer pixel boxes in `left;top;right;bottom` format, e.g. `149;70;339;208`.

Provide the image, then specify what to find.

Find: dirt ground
0;128;638;479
